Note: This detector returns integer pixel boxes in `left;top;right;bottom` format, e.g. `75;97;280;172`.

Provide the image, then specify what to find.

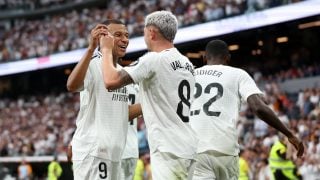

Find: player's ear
150;28;157;40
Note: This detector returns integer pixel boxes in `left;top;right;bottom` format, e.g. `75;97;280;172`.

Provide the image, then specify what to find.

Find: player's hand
99;32;114;52
88;24;109;50
288;136;304;158
67;144;72;162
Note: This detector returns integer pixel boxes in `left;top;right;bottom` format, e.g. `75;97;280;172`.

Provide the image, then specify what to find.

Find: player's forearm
258;107;292;137
101;49;122;90
66;48;95;92
248;95;294;138
129;104;142;120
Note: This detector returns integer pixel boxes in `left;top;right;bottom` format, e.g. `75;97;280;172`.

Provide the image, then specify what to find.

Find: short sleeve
238;70;263;102
123;52;156;83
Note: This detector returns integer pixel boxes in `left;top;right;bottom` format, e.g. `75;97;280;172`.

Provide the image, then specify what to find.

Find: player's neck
151;41;174;52
207;58;227;65
207;61;226;65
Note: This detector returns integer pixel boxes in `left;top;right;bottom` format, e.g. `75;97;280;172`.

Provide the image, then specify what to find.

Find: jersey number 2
192;82;223;116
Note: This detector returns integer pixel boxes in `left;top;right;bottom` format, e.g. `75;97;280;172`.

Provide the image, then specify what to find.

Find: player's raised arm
247;94;304;157
100;34;134;90
66;24;108;92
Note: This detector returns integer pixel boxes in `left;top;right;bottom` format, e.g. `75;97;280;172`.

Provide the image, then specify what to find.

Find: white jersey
122;84;139;159
71;52;128;162
124;48;198;159
190;65;262;155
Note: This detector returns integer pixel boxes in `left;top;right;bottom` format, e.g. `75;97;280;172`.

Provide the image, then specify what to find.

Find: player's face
107;23;129;58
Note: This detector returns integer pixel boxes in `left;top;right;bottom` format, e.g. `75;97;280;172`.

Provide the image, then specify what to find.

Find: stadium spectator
17;158;33;180
0;0;304;62
239;149;251;180
269;134;302;179
47;155;63;180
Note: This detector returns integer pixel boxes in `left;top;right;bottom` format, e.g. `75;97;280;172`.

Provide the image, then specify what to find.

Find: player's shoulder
194;65;248;76
216;65;248;75
140;51;158;60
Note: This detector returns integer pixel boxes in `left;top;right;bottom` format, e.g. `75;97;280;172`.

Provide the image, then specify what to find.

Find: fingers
99;29;109;36
91;29;107;38
89;24;110;49
99;31;114;41
91;24;109;37
296;142;304;158
288;137;304;158
94;24;108;30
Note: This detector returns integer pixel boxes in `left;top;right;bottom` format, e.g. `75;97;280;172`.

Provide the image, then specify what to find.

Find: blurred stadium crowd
0;0;82;10
0;0;304;62
1;63;319;178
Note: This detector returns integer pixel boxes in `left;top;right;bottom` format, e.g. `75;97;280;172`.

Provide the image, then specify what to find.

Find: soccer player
100;11;198;179
121;83;139;180
66;20;141;179
189;39;304;179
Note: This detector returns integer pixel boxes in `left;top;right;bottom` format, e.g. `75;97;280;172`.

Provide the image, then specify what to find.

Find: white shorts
192;150;239;180
73;155;120;180
120;158;138;180
151;151;195;180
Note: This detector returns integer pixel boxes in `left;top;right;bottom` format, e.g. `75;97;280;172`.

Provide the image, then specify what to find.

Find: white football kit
190;65;263;180
124;48;198;179
121;84;139;180
71;51;128;180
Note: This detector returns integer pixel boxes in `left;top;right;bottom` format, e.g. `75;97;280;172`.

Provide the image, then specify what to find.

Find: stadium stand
0;0;304;62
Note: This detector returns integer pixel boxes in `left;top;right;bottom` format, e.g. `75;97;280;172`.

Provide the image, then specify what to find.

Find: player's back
139;48;198;159
190;65;258;156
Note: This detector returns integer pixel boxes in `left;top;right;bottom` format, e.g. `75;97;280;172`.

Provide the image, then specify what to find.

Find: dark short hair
205;40;230;59
102;19;125;26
